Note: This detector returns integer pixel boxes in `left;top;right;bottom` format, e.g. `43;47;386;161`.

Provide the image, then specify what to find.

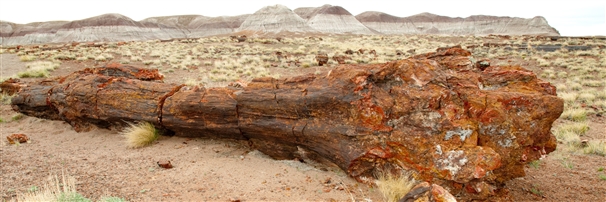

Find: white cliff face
237;4;314;33
356;12;559;36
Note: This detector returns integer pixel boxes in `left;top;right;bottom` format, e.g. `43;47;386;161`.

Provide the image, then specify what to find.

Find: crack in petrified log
7;46;563;199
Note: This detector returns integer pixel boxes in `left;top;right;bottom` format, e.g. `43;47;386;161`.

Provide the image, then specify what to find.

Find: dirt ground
1;50;605;201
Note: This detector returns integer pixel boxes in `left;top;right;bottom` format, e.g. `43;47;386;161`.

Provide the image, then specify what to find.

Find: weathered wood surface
8;47;563;199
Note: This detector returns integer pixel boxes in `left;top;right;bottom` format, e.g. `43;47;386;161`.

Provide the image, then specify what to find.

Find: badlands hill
294;4;374;34
0;4;559;45
141;14;249;37
355;11;560;35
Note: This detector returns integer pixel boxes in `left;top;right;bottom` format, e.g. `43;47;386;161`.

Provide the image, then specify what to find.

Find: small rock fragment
399;182;457;202
315;53;329;66
157;160;173;169
7;134;29;144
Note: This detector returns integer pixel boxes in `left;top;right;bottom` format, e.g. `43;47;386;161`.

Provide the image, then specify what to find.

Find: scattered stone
475;59;491;71
331;55;351;64
0;78;23;95
399;182;457;202
581;139;588;147
369;49;377;56
7;134;29;144
344;49;354;55
315;53;329;66
157;160;173;169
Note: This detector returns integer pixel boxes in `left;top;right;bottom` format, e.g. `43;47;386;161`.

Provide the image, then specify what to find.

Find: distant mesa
0;4;560;45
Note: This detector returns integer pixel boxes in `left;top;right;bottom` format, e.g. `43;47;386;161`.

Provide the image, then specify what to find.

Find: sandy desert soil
1;39;606;201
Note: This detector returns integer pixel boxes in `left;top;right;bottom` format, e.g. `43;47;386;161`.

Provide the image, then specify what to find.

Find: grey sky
0;0;604;36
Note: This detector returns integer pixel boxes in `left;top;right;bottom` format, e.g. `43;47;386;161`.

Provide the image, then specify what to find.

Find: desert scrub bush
130;56;143;62
555;83;568;92
18;61;60;78
184;78;200;86
19;55;37;62
569;82;583;91
577;92;596;104
11;113;24;121
94;55;107;61
554;122;590;136
583;141;606;156
560;107;588;122
102;53;114;60
0;93;14;105
122;121;159;148
375;171;417;202
142;60;154;65
554;129;581;147
582;80;604;87
18;171;127;202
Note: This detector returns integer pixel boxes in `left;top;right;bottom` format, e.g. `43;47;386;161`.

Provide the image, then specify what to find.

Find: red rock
400;182;456;202
331;55;351;64
315;53;329;66
0;78;23;95
7;134;29;144
157;160;173;169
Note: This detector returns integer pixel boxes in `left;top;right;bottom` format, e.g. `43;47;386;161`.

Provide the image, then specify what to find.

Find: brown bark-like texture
8;47;563;199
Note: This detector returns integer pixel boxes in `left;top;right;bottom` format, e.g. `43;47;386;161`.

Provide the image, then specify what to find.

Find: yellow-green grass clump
18;171;127;202
122;121;159;148
583;140;606;156
560;107;588;122
19;55;37;62
17;61;60;78
554;122;590;137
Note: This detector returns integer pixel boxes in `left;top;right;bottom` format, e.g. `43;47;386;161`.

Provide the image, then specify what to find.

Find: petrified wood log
9;47;563;199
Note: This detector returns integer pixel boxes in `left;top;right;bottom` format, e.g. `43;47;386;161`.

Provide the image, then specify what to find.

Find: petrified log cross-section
9;47;563;198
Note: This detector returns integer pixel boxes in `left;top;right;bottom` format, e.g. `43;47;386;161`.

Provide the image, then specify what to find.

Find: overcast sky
0;0;604;36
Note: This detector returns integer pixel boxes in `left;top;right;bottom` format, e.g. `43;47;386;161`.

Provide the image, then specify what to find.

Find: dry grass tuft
17;171;79;201
560;107;588;122
18;171;127;201
583;141;606;156
122;121;159;148
554;122;590;136
375;171;417;202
